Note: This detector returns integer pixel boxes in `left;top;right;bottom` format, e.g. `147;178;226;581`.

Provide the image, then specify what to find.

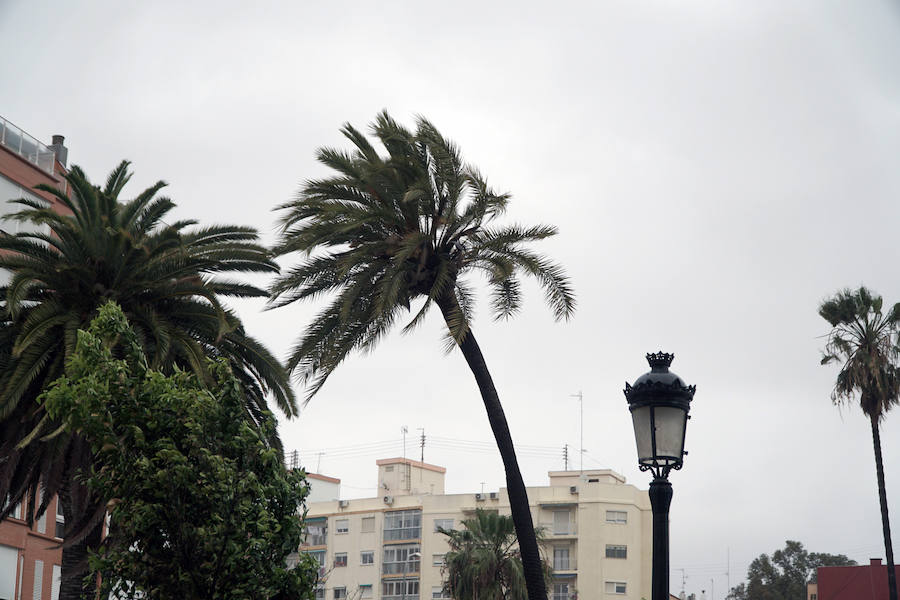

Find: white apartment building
301;457;652;600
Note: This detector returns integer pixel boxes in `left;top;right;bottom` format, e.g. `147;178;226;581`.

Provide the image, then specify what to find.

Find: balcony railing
540;523;577;536
552;558;577;571
0;116;55;175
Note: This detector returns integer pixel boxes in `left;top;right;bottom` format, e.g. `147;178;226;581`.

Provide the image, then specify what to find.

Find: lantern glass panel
631;406;653;462
653;406;686;461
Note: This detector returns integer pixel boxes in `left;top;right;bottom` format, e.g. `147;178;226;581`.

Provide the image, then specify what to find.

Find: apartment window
384;509;421;541
54;499;65;539
336;519;349;534
604;581;626;595
432;554;445;567
553;548;570;571
385;465;395;472
307;550;326;577
383;579;419;600
553;582;570;600
305;520;327;545
335;553;348;567
315;586;326;600
361;551;374;565
334;587;347;600
433;518;454;532
383;544;420;574
606;510;627;524
552;510;571;535
432;586;450;599
361;516;376;533
360;585;373;599
605;545;627;559
810;595;817;600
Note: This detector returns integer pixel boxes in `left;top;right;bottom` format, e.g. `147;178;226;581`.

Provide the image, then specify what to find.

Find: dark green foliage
0;160;295;531
819;287;900;421
440;509;550;600
725;540;855;600
269;111;575;400
40;302;317;600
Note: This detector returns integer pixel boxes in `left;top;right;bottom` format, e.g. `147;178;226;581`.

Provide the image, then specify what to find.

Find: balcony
552;558;577;572
540;523;577;537
0;116;56;175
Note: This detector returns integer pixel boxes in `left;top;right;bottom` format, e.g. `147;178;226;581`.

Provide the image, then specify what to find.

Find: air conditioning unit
570;486;578;495
383;495;394;505
489;492;498;500
338;500;350;508
475;493;485;501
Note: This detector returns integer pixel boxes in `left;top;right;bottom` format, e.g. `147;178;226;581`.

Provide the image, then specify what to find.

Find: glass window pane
631;406;653;462
654;406;686;461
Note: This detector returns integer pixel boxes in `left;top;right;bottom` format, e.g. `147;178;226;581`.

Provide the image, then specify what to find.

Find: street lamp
624;352;696;600
400;551;421;600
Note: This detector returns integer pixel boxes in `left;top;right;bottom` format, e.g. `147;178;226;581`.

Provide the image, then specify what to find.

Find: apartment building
0;114;70;600
301;457;652;600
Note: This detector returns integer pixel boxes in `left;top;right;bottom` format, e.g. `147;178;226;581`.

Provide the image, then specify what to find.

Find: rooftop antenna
480;482;486;494
401;425;408;459
570;391;583;472
316;451;324;473
677;568;687;598
417;427;425;463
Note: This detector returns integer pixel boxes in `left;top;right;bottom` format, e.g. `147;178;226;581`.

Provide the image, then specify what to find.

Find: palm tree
0;161;296;600
270;112;575;600
820;286;899;600
439;509;550;600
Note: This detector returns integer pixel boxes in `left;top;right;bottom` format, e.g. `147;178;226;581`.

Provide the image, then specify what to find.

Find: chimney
49;134;67;167
871;558;883;567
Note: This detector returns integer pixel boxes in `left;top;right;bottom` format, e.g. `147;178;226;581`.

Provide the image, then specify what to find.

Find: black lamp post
624;352;696;600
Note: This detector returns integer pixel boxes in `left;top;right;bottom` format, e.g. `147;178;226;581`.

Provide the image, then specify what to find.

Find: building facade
816;559;900;600
0;114;70;600
302;458;652;600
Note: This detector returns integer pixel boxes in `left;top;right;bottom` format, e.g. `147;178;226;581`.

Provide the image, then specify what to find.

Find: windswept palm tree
820;287;899;600
440;509;550;600
270;112;575;600
0;161;296;600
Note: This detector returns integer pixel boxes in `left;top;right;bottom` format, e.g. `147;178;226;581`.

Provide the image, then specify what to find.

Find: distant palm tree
440;509;550;600
270;112;575;600
820;287;899;600
0;161;296;600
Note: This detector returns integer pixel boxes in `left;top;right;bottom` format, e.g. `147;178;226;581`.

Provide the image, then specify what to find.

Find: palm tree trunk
871;414;898;600
58;489;103;600
436;295;547;600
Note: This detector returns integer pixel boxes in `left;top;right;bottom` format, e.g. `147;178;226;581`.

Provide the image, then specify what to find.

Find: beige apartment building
300;457;652;600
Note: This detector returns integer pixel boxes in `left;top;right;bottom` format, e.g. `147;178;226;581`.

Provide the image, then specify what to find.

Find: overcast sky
4;0;900;597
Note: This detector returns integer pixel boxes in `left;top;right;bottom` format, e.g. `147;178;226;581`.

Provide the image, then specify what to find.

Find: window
605;510;627;524
306;550;326;577
432;554;445;567
335;553;348;567
361;516;376;533
334;587;347;600
360;585;373;599
383;544;420;574
384;509;421;541
552;582;569;600
361;551;374;565
383;579;419;600
336;519;349;534
433;518;454;532
604;581;626;595
432;586;450;599
605;545;627;559
54;499;65;539
305;520;327;545
385;465;394;472
315;586;326;600
553;548;570;571
552;510;571;535
810;595;817;600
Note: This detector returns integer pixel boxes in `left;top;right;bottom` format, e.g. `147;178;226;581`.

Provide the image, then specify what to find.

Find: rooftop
0;115;56;175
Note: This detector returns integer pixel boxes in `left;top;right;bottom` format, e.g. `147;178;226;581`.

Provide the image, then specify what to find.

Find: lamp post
400;551;421;600
624;352;696;600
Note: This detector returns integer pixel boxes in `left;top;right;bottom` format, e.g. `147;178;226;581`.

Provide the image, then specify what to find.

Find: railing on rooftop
0;116;56;175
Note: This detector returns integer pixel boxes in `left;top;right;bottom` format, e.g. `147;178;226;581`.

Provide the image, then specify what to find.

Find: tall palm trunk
59;487;103;600
871;414;898;600
437;295;547;600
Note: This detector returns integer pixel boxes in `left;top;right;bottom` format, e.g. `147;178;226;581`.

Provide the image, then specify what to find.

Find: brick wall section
0;144;69;213
0;495;63;600
817;559;900;600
